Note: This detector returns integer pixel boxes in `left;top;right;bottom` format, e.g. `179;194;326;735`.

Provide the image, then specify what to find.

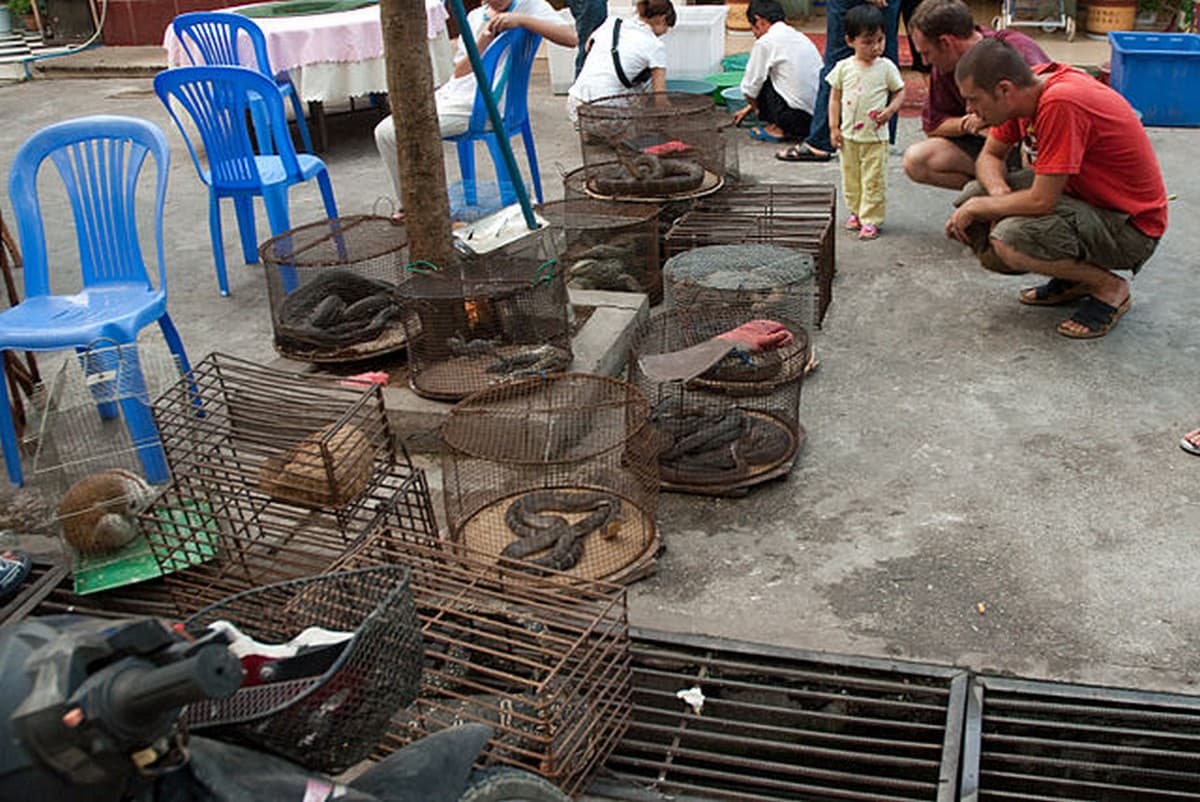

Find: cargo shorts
954;169;1159;274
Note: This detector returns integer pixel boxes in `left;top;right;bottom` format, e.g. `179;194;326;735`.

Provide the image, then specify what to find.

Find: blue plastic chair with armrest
155;65;339;296
172;11;315;155
1;115;192;487
445;28;544;207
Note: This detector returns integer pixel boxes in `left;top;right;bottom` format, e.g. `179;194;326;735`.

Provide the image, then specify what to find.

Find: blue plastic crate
1108;32;1200;127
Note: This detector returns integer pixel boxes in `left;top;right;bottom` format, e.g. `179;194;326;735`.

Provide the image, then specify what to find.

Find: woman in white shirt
566;0;676;122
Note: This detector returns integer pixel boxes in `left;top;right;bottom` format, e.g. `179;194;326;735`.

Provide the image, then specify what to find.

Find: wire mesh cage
629;307;810;495
661;243;822;339
397;228;571;402
26;339;184;495
331;524;632;797
182;566;424;773
152;353;396;515
538;199;663;303
439;373;658;586
576;92;733;202
260;216;408;364
665;183;836;327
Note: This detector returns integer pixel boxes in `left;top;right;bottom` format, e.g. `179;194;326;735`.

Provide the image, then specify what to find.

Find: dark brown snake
591;154;706;198
501;490;622;571
651;401;792;474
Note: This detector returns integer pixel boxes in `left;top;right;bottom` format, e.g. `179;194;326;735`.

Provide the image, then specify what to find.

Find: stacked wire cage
575;92;736;202
538;198;663;303
331;522;633;797
664;183;836;327
629;306;810;495
439;373;659;585
260;215;408;363
137;353;438;607
182;566;424;773
396;227;571;402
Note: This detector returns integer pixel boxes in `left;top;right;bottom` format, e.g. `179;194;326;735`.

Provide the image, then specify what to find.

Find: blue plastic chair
2;115;192;487
172;11;315;155
445;28;544;207
155;66;339;296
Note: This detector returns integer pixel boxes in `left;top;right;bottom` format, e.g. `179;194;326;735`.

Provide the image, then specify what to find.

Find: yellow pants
840;139;888;227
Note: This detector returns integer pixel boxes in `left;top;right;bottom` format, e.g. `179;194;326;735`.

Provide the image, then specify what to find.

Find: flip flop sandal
1057;296;1130;339
776;143;833;162
0;549;31;604
1019;278;1090;306
748;126;784;142
1180;431;1200;456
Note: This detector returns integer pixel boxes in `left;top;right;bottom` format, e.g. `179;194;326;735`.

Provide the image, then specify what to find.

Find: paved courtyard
2;34;1199;699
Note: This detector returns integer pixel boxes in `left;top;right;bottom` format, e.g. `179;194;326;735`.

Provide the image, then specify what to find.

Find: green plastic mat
237;0;376;18
73;500;219;595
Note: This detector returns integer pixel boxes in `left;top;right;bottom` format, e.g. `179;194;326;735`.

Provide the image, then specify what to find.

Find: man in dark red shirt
946;39;1167;339
902;0;1047;190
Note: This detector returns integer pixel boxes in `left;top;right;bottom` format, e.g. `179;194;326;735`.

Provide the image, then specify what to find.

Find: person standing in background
776;0;900;161
568;0;608;76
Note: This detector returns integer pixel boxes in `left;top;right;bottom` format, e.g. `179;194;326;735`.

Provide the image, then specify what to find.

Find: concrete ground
2;28;1199;702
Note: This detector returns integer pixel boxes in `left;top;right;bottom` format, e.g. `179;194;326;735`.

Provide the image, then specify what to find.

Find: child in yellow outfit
827;4;905;240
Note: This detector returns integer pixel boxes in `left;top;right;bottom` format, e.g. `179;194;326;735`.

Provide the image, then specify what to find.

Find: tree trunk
379;0;455;268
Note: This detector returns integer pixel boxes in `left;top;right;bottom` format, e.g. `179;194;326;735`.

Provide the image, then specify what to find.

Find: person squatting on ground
945;39;1167;340
776;0;900;161
732;0;822;143
826;4;905;240
902;0;1047;190
566;0;675;122
374;0;577;205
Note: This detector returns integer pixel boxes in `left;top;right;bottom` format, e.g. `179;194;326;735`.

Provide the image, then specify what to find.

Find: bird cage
439;373;659;585
260;215;408;364
628;307;810;495
538;198;662;303
333;526;632;797
665;183;836;327
25;339;183;495
396;228;571;402
575;92;732;202
662;243;822;334
138;353;438;604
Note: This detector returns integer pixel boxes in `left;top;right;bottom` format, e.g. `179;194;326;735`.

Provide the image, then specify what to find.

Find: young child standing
826;4;905;240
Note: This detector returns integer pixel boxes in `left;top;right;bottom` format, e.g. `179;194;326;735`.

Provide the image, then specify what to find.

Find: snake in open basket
499;490;623;571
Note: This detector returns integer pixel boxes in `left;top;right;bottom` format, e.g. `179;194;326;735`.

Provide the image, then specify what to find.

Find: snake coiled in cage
277;269;402;347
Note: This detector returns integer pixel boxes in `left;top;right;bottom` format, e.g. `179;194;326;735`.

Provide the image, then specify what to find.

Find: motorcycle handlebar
107;643;243;732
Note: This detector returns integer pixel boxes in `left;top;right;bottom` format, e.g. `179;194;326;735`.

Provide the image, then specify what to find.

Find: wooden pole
379;0;455;268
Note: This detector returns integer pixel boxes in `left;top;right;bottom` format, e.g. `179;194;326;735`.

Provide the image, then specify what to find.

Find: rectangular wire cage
664;183;836;327
332;522;633;797
25;339;183;493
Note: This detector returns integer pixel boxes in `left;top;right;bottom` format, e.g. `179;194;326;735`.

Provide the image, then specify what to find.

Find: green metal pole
447;0;538;230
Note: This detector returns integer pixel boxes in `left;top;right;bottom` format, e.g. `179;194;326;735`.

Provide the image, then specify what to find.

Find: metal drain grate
962;676;1200;801
592;628;966;802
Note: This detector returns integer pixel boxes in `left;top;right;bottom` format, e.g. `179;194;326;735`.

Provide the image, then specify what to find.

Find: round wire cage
397;234;572;402
260;216;409;364
183;566;423;774
628;307;810;495
663;243;819;329
538;198;663;303
576;92;732;202
439;373;658;584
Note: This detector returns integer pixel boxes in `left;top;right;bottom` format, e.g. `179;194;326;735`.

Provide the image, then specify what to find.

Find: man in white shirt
733;0;822;143
375;0;577;202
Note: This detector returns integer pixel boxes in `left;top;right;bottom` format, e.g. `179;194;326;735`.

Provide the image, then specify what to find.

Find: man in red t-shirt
903;0;1048;190
945;38;1167;339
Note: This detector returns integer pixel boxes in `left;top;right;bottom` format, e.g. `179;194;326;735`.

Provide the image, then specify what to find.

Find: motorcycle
0;615;571;802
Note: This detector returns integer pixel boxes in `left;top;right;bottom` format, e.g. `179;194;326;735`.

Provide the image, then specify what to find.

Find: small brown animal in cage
257;422;374;508
58;468;155;556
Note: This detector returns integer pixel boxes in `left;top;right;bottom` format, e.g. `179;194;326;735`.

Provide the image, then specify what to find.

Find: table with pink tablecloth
162;0;452;105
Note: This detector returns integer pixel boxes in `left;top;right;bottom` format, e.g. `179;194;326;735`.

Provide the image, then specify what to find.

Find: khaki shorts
955;169;1159;273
